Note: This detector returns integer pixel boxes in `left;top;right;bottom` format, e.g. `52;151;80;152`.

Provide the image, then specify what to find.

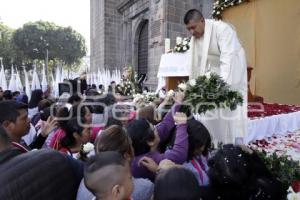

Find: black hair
184;9;204;24
107;85;113;92
126;119;155;156
187;119;211;159
91;99;105;114
84;151;126;196
85;151;125;173
56;106;71;131
71;104;91;119
154;167;201;200
40;107;52;121
37;99;52;111
86;88;99;97
68;94;82;104
207;144;252;187
206;144;284;199
12;91;20;97
91;84;97;89
3;90;13;100
16;94;28;104
105;117;123;128
0;125;10;147
60;117;84;148
0;100;28;124
28;89;43;108
97;93;116;107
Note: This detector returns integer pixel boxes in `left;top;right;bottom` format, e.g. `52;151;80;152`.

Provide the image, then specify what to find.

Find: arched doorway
137;21;149;76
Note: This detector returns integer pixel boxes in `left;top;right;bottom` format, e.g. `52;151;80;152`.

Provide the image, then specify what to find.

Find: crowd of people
0;79;285;200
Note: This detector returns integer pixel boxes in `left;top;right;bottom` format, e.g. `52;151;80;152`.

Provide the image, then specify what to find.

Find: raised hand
173;112;187;125
138;156;158;173
173;90;185;104
40;116;58;137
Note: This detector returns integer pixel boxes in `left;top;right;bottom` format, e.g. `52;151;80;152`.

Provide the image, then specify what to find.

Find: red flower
292;180;300;193
248;103;300;118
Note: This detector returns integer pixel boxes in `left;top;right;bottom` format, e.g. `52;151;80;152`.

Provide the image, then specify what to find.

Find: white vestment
189;19;248;145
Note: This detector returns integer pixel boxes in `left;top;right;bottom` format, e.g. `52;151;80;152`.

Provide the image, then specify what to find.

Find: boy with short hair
84;151;133;200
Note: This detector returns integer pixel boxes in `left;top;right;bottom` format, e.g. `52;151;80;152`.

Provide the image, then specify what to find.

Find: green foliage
116;80;136;97
0;23;24;68
183;73;243;114
12;21;87;68
256;150;300;192
212;0;249;19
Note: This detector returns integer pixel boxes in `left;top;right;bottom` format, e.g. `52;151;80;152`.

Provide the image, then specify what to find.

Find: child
59;117;91;158
154;167;201;200
183;119;211;186
84;151;134;200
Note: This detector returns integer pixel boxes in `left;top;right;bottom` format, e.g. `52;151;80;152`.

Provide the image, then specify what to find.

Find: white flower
178;83;187;91
167;90;175;97
133;94;144;103
216;1;219;5
83;142;94;153
287;191;300;200
216;11;220;15
205;71;212;78
288;187;295;193
176;37;182;45
189;79;196;86
183;46;187;51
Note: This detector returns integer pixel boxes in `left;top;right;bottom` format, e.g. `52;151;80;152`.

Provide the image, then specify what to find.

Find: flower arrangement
116;80;136;97
77;142;94;161
174;37;190;53
144;92;157;103
133;92;158;105
180;73;243;114
212;0;249;20
254;149;300;194
115;66;142;96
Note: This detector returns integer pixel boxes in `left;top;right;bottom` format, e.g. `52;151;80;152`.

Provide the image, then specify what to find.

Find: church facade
90;0;213;88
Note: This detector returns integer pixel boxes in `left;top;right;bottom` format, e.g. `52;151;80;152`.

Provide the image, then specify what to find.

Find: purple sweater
131;104;188;181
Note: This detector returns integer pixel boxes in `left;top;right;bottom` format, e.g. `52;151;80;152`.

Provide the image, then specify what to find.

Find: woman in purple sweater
126;102;188;181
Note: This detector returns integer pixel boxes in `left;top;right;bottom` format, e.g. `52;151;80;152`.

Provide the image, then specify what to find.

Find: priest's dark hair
184;9;204;24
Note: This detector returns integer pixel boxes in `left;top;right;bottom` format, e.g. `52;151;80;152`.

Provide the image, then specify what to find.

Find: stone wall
90;0;213;89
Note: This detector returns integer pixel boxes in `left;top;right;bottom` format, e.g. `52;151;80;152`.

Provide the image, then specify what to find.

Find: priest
184;9;247;145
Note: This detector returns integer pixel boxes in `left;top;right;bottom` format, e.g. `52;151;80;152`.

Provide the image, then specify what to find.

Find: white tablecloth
157;53;190;77
245;111;300;144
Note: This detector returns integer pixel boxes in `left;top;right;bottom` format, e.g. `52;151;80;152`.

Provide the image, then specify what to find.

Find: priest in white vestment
184;9;247;145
